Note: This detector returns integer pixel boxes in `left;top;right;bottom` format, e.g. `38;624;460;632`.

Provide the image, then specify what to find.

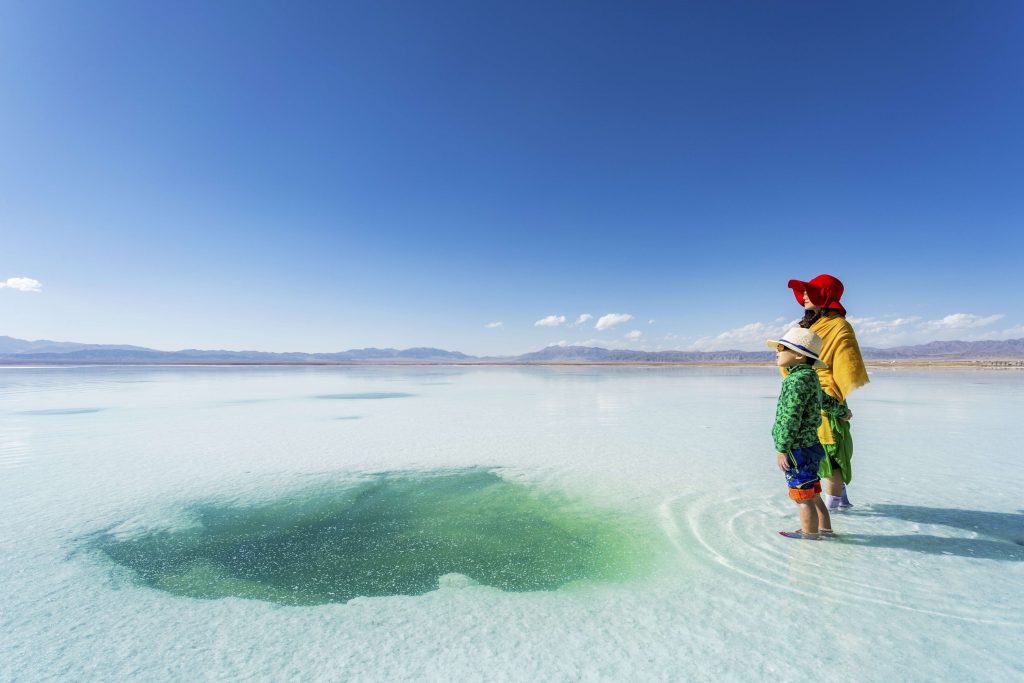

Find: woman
786;274;869;510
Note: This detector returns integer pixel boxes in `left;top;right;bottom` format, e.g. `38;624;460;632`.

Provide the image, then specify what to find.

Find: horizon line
2;333;1023;358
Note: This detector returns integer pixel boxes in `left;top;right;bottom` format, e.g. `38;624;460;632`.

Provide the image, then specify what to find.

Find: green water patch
315;392;414;400
19;407;103;415
95;470;657;606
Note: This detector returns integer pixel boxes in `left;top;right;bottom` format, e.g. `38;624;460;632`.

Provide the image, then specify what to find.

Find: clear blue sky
2;1;1022;354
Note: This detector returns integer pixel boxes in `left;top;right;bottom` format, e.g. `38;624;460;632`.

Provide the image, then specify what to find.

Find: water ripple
662;492;1023;628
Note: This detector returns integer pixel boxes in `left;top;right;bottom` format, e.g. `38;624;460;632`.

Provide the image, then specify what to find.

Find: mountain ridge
2;335;1023;364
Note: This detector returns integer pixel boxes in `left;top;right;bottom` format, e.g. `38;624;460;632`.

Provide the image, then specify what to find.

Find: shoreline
1;360;1022;369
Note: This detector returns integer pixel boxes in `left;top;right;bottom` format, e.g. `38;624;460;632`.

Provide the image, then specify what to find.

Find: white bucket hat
766;327;828;368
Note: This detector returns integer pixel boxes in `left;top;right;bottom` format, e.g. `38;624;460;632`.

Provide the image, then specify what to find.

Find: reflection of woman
786;274;869;510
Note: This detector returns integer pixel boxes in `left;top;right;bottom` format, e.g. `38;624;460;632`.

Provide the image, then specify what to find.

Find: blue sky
2;1;1022;355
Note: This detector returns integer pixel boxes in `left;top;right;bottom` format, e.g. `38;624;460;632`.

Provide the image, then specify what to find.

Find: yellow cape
781;313;869;445
812;314;869;402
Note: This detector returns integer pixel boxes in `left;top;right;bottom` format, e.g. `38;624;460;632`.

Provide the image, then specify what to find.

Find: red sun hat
788;274;846;316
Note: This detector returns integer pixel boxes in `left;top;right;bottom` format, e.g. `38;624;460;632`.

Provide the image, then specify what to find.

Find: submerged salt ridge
1;365;1022;681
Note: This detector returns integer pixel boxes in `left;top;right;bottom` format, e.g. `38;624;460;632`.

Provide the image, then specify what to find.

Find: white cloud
682;311;1021;349
595;313;633;331
687;312;1019;351
553;310;1022;354
690;320;792;352
648;319;655;325
846;316;921;335
982;324;1024;340
842;316;921;346
573;314;593;326
550;338;629;349
843;313;1013;346
922;313;1005;331
0;277;42;292
534;315;566;327
484;321;503;329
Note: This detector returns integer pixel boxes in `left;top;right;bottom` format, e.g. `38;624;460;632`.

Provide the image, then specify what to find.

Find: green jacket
772;363;823;452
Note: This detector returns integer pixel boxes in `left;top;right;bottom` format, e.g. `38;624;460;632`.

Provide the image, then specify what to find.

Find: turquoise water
1;365;1021;681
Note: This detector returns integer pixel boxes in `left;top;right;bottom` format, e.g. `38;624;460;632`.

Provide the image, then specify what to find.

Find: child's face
775;344;807;368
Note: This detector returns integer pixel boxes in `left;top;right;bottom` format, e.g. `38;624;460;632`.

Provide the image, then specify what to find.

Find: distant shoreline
2;360;1022;369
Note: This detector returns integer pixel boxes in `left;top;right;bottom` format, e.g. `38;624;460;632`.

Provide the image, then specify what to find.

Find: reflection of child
768;328;833;540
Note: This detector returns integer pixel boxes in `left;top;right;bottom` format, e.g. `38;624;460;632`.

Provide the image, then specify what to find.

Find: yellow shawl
781;313;869;444
811;314;869;402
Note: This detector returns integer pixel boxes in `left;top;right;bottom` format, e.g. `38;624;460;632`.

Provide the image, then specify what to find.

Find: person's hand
841;408;854;421
776;452;791;472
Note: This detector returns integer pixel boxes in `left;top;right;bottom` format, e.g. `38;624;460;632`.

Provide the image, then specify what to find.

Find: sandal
779;530;821;540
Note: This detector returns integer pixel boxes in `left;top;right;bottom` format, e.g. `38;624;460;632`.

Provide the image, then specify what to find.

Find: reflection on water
18;408;104;415
315;392;414;400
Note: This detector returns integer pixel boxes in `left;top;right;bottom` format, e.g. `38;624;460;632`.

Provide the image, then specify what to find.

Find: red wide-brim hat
788;274;846;316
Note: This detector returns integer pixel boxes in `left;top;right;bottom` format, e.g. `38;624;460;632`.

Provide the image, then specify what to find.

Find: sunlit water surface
1;366;1021;681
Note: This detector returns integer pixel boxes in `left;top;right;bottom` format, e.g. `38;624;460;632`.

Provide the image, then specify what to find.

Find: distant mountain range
2;335;1023;364
520;340;1024;362
0;336;471;363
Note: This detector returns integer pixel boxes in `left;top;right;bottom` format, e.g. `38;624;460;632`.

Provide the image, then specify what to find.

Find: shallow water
1;365;1021;681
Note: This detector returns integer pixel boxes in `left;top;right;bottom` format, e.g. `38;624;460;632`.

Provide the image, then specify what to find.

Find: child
767;328;833;540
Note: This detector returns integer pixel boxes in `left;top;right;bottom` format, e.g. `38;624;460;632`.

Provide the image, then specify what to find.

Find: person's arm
821;391;851;419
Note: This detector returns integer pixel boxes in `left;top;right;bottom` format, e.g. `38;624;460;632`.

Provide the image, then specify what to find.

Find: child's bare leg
796;500;819;534
813;494;832;531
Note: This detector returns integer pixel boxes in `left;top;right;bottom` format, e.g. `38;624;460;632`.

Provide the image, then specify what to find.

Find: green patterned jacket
772;363;823;452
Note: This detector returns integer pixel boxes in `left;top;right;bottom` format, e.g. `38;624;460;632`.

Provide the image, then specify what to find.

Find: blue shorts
785;443;825;501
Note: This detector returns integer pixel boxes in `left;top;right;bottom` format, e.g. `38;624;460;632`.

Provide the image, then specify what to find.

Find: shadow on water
837;504;1024;561
91;469;658;606
835;534;1023;561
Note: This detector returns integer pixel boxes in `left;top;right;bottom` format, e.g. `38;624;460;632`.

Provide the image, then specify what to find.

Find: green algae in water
96;470;657;606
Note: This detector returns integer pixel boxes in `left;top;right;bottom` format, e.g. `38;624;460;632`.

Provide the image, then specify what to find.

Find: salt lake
1;365;1021;681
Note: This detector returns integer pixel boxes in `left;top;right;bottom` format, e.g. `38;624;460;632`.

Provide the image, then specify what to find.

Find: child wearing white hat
767;328;833;539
